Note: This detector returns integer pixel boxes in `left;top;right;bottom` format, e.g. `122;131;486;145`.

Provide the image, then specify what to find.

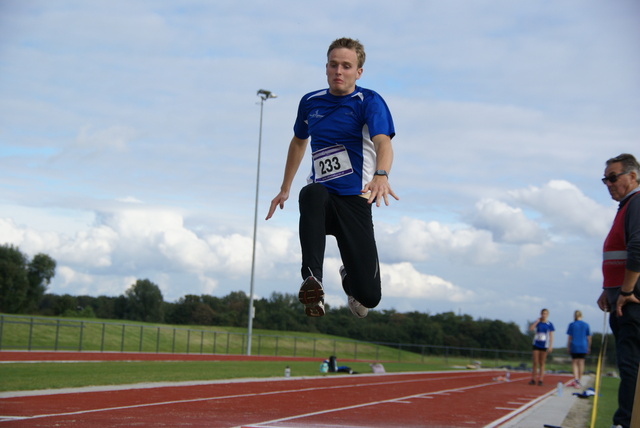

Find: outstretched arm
266;136;308;220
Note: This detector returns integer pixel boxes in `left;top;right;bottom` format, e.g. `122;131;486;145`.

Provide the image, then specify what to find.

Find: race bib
312;145;353;182
535;333;547;342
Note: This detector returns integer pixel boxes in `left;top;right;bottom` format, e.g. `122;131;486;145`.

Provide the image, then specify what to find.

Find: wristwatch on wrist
374;170;388;178
620;289;634;297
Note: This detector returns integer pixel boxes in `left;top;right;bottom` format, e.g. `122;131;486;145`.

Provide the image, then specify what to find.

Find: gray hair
606;153;640;184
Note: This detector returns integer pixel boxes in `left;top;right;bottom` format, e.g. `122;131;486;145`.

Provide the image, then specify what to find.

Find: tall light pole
247;89;277;355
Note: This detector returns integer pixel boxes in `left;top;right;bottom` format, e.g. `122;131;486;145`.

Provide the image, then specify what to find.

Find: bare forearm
279;136;308;192
620;269;640;294
266;136;308;220
372;135;393;173
366;134;398;206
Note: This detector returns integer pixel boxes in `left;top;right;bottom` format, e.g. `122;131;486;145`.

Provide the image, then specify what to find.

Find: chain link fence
0;314;546;367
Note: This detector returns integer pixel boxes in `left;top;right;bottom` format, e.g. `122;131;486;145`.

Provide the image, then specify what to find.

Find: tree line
31;289;534;352
0;244;615;359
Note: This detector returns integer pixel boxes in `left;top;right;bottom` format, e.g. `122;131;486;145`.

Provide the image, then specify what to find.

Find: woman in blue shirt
529;308;554;386
567;310;591;387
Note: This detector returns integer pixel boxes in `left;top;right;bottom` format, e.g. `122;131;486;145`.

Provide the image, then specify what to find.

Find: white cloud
383;262;474;302
0;217;63;257
55;265;135;297
56;226;116;268
508;180;613;239
469;198;547;244
379;217;501;265
56;266;94;290
0;218;26;244
117;196;143;204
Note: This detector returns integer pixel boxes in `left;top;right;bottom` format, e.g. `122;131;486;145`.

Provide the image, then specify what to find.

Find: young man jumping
266;37;397;318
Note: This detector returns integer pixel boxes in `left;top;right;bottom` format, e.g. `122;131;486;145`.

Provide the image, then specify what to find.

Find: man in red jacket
597;153;640;428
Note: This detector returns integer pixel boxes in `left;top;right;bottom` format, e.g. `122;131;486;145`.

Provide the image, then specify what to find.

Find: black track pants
298;183;381;308
610;303;640;428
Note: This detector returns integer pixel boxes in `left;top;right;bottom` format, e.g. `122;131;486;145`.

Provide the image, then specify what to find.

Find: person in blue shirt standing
566;310;591;388
529;308;554;386
266;37;397;318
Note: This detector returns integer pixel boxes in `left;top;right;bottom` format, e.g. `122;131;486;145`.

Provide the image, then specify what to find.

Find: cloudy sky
1;0;639;336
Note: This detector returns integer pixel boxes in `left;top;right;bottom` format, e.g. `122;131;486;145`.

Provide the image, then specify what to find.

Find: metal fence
0;314;543;366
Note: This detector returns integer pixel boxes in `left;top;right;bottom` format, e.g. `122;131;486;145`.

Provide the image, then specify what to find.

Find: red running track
0;352;570;427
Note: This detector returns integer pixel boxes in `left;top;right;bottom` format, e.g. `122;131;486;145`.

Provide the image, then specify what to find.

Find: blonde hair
574;310;582;320
327;37;366;68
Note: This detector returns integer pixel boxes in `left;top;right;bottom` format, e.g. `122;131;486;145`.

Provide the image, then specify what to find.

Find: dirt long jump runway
0;352;569;427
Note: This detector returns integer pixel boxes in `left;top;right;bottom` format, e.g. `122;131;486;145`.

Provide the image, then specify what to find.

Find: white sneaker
340;266;369;318
348;295;368;318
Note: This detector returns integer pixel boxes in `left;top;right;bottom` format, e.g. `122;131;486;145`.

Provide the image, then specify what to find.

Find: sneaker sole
299;278;324;305
299;277;325;317
304;304;325;317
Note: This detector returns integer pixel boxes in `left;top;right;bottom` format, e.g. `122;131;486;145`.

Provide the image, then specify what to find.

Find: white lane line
0;370;489;398
231;379;506;428
0;372;502;424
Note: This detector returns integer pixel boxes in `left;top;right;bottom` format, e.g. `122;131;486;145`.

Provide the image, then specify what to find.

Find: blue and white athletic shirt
293;86;395;196
532;321;555;349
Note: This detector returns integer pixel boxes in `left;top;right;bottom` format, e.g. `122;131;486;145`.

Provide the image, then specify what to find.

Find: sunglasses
601;171;629;184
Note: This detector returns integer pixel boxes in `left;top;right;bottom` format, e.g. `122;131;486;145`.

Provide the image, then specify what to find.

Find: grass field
593;375;621;428
0;314;348;356
0;360;458;392
0;314;537;366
